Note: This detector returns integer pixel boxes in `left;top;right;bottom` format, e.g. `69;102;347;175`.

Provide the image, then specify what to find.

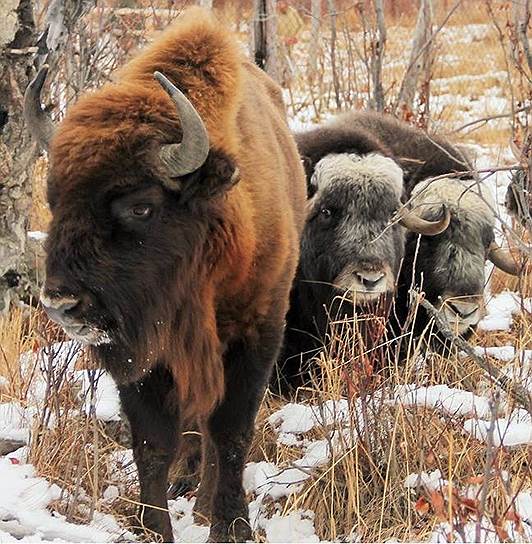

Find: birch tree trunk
308;0;321;79
0;0;39;312
396;0;433;114
371;0;386;111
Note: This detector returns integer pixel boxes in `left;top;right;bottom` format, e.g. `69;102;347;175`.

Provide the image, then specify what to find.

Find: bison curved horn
24;65;55;151
398;204;451;236
487;242;527;276
154;71;210;179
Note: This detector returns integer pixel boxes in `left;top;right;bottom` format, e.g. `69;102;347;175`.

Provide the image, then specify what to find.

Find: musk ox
298;111;525;343
25;9;306;542
272;151;450;393
395;176;525;341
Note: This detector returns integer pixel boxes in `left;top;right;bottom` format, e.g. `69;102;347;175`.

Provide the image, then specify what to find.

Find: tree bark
371;0;386;111
512;0;532;74
308;0;321;79
0;0;39;313
0;0;97;313
396;0;433;114
327;0;340;111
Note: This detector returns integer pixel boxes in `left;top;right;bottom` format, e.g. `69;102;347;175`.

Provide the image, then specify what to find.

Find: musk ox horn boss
25;9;306;542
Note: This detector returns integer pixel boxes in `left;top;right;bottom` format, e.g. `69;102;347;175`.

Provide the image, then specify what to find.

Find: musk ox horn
154;71;210;179
487;242;527;276
398;204;451;236
24;65;55;151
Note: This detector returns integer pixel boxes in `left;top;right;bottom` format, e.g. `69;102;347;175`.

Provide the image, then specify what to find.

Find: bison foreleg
206;321;284;543
118;365;180;543
192;425;217;525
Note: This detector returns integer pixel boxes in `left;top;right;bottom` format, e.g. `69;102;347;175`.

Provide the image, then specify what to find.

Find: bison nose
356;271;386;290
40;288;82;326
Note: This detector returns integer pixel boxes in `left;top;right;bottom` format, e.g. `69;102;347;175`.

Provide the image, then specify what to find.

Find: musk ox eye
320;208;332;217
130;204;153;219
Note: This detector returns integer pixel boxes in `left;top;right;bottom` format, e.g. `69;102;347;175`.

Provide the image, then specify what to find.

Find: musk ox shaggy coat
295;111;473;197
272;111;457;394
34;8;306;542
272;153;408;393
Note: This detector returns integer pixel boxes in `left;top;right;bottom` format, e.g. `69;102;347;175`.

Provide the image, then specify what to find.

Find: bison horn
398;204;451;236
487;241;528;276
24;65;55;151
154;71;210;179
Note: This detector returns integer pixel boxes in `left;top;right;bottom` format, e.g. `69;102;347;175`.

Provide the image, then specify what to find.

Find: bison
25;8;306;542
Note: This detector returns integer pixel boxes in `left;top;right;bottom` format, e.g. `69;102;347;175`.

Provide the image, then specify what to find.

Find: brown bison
25;8;306;542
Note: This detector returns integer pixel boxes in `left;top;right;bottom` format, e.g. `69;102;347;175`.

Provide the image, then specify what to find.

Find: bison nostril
40;292;82;324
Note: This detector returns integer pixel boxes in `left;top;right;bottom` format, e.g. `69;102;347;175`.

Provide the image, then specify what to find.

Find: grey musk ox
273;117;451;393
396;176;525;342
25;8;306;542
274;111;525;393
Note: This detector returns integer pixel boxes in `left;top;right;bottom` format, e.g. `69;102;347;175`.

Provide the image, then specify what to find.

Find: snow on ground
393;384;493;419
4;19;532;540
0;451;134;542
479;292;532;332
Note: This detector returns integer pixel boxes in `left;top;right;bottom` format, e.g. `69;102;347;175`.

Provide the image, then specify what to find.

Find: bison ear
175;150;240;202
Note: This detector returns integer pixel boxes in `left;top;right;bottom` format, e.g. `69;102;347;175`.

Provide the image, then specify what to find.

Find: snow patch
393;384;492;418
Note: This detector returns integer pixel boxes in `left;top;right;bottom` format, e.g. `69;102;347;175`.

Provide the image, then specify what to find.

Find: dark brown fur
296;111;473;196
43;8;306;542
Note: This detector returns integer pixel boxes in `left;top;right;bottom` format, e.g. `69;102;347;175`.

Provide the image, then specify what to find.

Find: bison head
26;69;237;387
299;153;449;315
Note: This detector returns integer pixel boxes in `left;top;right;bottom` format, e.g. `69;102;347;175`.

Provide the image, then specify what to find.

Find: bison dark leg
207;320;284;543
118;365;179;543
193;427;217;524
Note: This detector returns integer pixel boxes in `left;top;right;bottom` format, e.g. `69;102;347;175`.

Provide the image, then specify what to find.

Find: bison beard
28;8;306;542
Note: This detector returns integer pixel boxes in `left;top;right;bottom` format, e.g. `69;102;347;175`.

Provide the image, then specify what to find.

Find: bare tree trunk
0;0;96;313
0;0;38;312
371;0;386;111
252;0;278;80
265;0;278;80
308;0;321;78
511;0;532;75
396;0;433;115
327;0;340;111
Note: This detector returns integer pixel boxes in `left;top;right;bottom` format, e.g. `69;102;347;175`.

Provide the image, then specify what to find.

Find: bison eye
320;208;332;217
129;204;152;219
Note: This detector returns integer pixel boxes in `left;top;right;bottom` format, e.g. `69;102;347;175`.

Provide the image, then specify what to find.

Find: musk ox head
299;153;450;313
406;177;524;336
26;69;237;388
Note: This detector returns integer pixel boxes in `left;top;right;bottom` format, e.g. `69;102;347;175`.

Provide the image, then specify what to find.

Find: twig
452;105;532;133
415;293;532;414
